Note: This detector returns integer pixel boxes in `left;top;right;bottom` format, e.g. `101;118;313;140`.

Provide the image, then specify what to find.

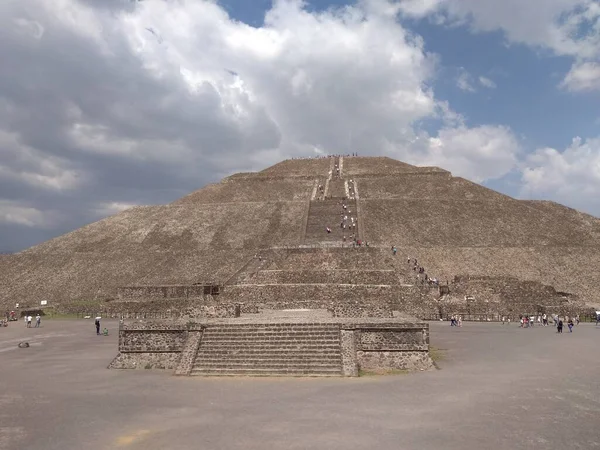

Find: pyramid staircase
191;323;343;376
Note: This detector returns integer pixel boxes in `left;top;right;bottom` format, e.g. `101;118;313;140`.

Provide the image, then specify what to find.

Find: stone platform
109;313;432;377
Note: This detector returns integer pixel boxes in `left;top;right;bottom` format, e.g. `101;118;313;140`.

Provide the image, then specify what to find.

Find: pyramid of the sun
1;156;599;317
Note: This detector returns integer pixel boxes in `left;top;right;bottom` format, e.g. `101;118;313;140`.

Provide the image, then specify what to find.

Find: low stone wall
110;318;432;376
118;285;210;299
242;269;399;285
340;323;432;373
109;322;203;370
331;303;393;318
67;299;238;319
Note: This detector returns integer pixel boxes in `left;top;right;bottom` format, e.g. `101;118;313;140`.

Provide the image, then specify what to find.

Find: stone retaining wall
118;285;212;299
109;318;432;376
241;269;399;285
340;322;432;373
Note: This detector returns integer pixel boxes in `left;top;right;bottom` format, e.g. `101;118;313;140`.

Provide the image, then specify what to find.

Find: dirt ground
1;319;599;450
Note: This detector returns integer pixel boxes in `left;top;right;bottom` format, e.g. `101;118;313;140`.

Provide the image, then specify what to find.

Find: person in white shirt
35;314;41;328
27;315;32;328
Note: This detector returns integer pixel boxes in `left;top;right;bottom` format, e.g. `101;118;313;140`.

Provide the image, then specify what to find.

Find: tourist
35;314;41;328
27;315;32;328
501;316;506;325
567;318;574;333
596;311;600;325
458;316;463;327
542;313;548;326
24;315;28;327
557;318;563;334
95;317;101;335
575;314;580;325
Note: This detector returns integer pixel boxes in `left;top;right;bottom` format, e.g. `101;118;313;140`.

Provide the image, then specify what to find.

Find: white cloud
92;202;139;217
411;125;521;182
401;0;600;91
0;0;534;249
561;61;600;91
521;136;600;213
0;130;82;191
397;0;443;18
479;76;497;89
456;69;476;92
0;200;56;227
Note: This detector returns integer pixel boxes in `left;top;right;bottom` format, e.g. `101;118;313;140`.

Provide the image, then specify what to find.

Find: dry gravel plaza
1;318;599;450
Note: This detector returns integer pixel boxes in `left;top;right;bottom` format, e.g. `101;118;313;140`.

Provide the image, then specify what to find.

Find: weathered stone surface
2;156;597;322
340;330;358;377
357;351;433;372
108;352;181;370
111;317;430;377
175;330;204;376
359;329;425;350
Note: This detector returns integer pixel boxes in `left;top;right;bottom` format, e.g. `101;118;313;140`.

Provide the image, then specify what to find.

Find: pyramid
1;156;599;318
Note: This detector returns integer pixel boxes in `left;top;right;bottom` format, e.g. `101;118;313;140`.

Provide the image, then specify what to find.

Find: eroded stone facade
109;318;432;376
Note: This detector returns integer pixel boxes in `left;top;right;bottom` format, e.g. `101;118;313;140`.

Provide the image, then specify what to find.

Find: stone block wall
331;303;393;318
110;318;432;376
240;269;399;285
277;247;387;270
340;322;432;374
108;322;198;370
220;284;404;316
118;285;209;299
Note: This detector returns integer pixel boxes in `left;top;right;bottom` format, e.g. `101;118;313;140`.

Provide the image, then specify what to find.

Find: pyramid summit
1;155;599;318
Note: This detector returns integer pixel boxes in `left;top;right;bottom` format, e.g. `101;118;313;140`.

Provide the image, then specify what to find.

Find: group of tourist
499;313;582;333
405;256;440;287
347;179;357;200
23;314;41;328
450;315;462;327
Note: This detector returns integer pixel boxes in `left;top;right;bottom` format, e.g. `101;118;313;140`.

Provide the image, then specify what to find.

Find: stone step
199;342;340;348
200;341;340;352
197;349;342;356
190;368;342;377
201;337;340;343
196;357;341;365
203;328;340;333
192;362;342;370
192;362;342;372
203;331;339;337
205;324;338;329
202;337;340;342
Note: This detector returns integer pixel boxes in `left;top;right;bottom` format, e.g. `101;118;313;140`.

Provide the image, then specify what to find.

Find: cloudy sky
1;0;599;252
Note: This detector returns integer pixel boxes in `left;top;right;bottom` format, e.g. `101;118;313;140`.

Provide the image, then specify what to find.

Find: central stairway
191;323;343;376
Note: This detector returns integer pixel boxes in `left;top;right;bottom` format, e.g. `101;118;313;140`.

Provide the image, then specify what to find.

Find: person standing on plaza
27;315;32;328
557;318;563;334
35;314;41;328
95;317;101;335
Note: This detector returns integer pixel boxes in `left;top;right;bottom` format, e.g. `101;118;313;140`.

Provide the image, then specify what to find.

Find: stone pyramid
1;156;599;318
